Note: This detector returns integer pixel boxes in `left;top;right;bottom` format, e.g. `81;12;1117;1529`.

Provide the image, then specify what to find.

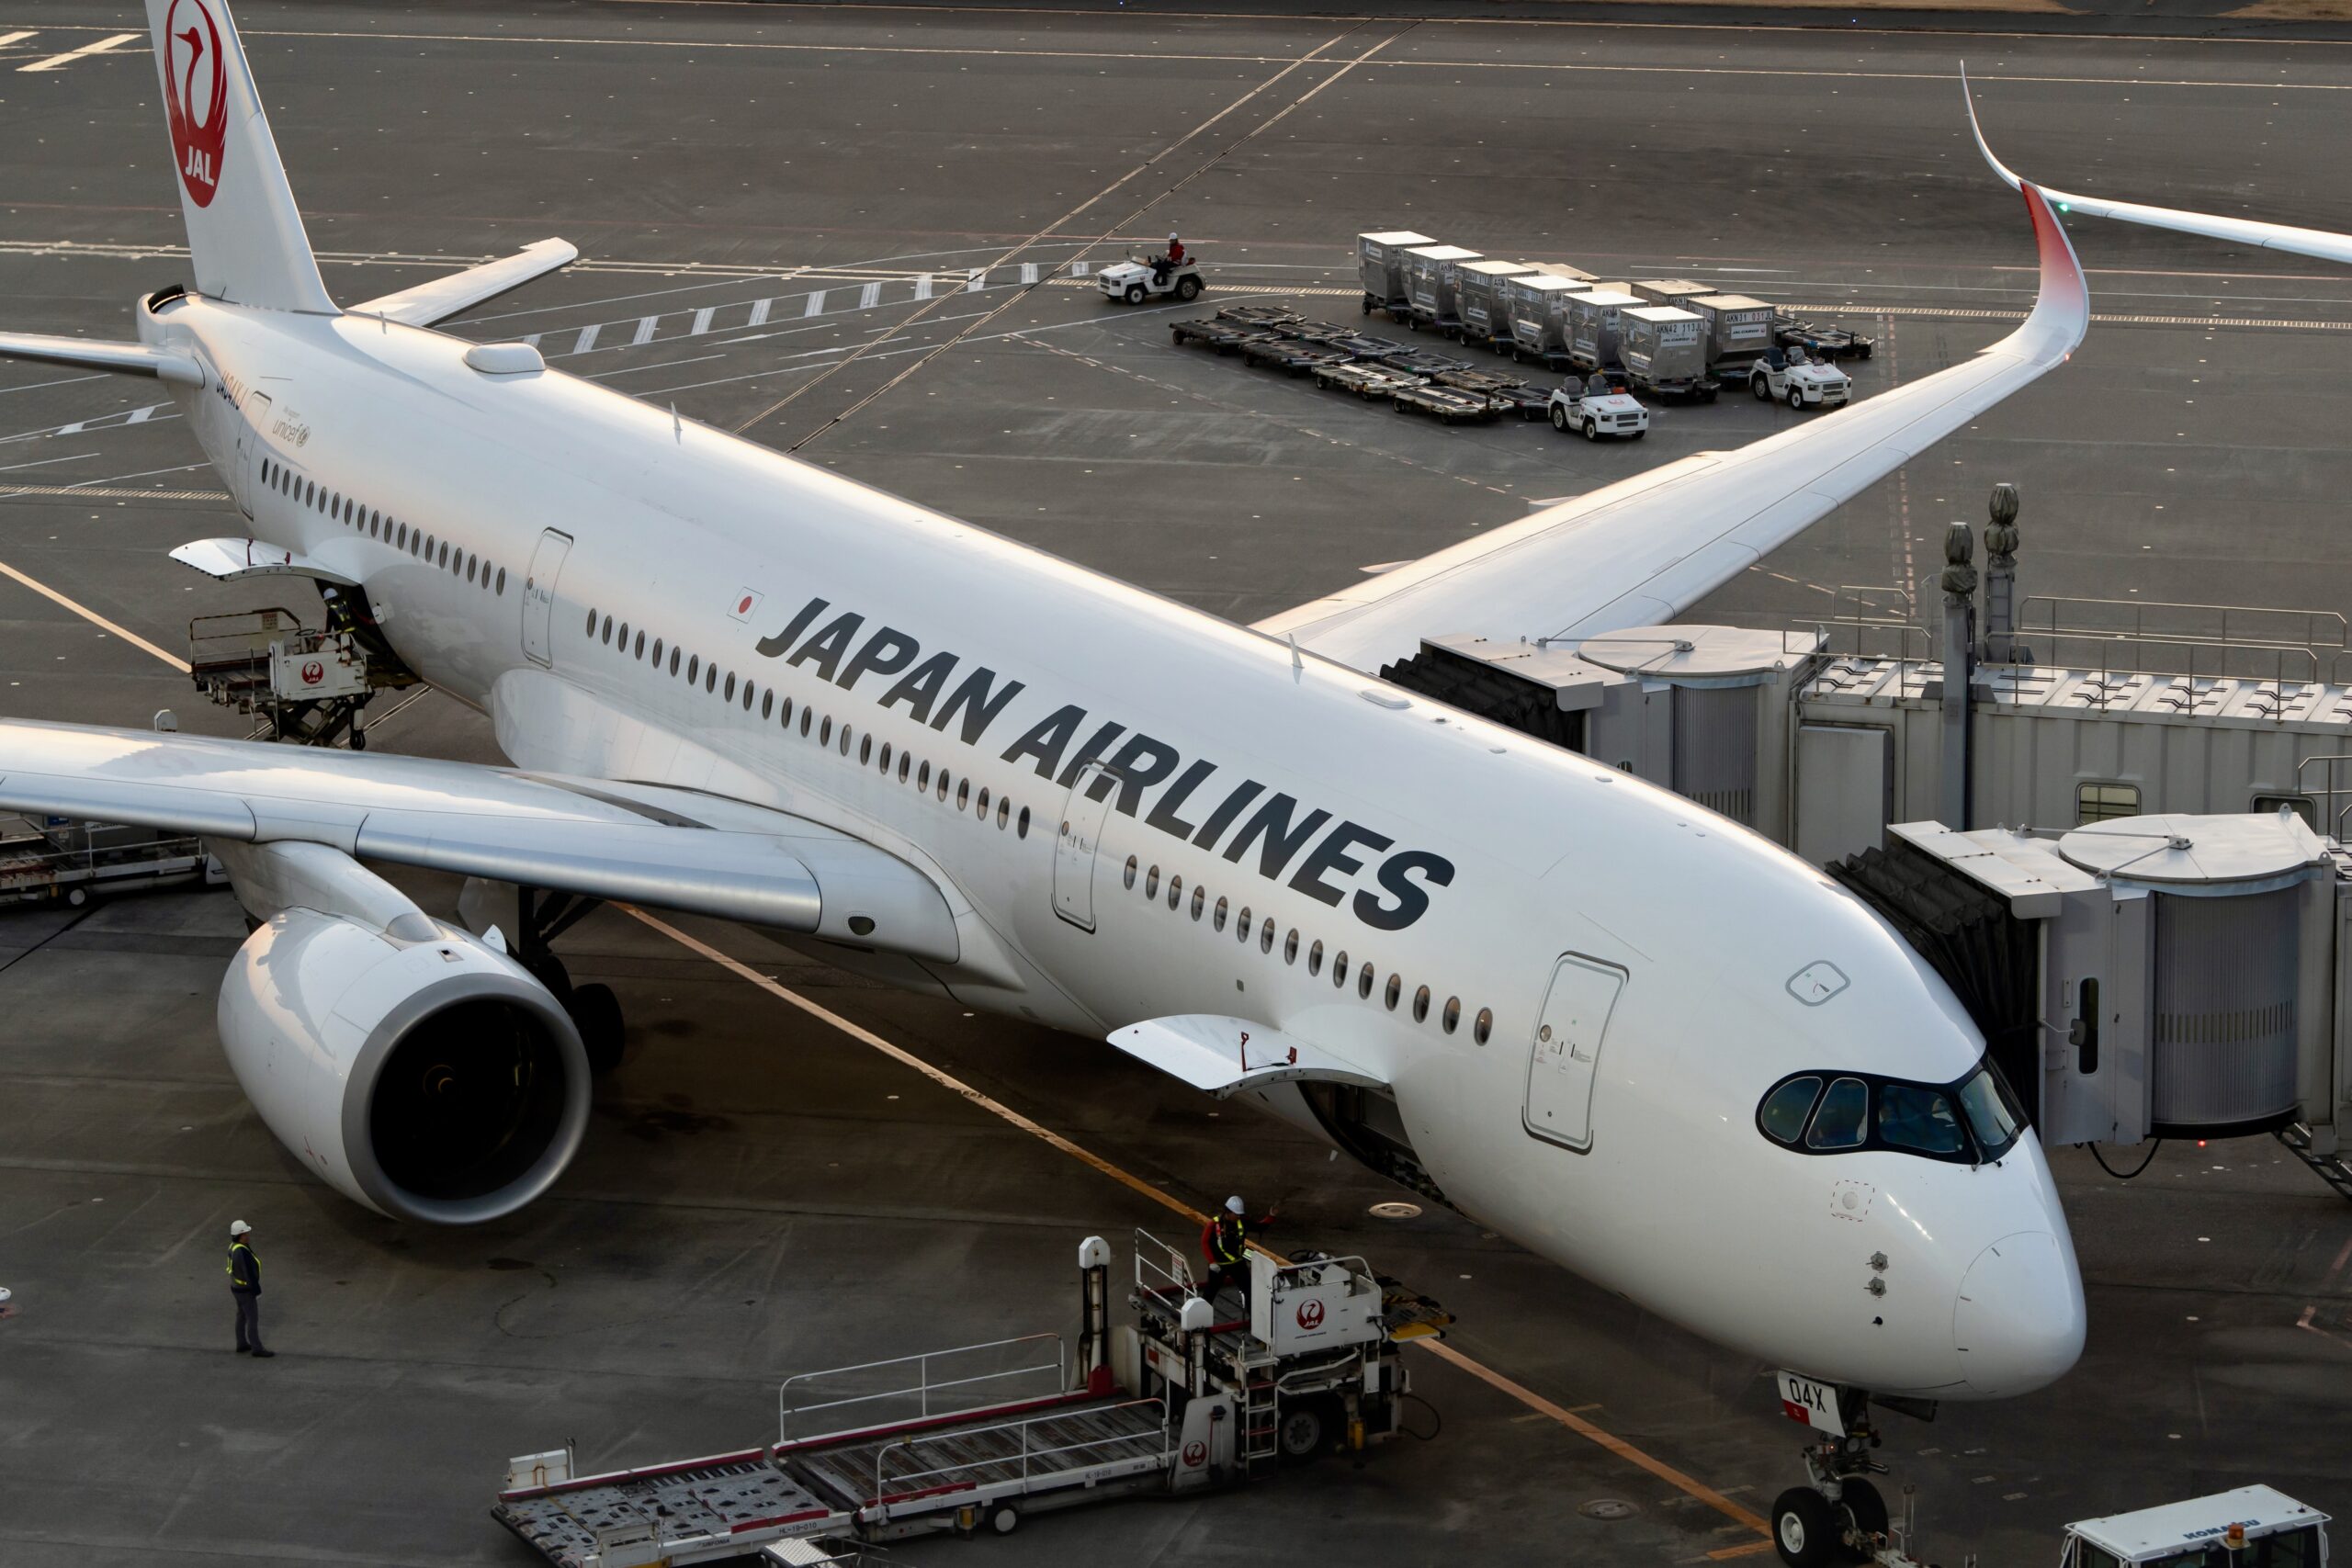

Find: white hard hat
229;1220;252;1236
1225;1196;1245;1214
1169;231;1180;241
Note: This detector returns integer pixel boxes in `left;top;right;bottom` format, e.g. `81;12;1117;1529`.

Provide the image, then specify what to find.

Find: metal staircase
2275;1122;2352;1203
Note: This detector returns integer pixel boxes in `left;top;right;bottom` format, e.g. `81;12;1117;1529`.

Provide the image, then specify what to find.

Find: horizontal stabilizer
0;333;199;383
352;239;580;328
171;536;356;585
1107;1014;1387;1099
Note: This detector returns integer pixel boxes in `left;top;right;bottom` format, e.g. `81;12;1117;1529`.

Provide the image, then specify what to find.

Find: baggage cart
1312;361;1423;400
1452;261;1534;347
1773;310;1875;361
1239;338;1351;376
1690;294;1776;374
1618;305;1718;401
1563;289;1643;371
1432;367;1546;420
1402;245;1480;332
1170;320;1272;355
1391;382;1496;424
1216;304;1303;331
1499;274;1586;367
1357;230;1434;318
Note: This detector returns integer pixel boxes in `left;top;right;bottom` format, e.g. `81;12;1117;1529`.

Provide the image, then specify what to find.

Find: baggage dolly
493;1233;1448;1568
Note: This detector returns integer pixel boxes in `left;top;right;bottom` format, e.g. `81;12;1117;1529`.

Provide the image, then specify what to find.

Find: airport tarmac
4;3;2352;1564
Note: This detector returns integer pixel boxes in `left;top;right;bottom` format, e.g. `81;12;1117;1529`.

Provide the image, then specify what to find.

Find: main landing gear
512;885;626;1074
1770;1387;1931;1567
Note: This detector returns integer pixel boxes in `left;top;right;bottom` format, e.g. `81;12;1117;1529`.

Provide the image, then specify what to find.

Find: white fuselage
141;286;2084;1401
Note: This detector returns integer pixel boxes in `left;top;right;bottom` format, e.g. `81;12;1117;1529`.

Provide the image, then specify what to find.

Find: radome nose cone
1954;1231;2086;1397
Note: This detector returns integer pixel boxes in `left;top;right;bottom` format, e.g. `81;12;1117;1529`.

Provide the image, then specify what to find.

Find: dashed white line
17;31;139;73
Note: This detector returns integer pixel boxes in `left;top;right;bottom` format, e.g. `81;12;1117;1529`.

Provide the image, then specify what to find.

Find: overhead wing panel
1254;184;2088;674
0;719;956;962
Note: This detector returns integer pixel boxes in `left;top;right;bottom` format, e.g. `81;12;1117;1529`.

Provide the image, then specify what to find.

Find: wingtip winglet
1961;64;2025;195
2016;180;2089;360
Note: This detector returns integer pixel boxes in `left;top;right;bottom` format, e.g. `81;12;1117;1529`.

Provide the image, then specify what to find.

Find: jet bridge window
1757;1060;2025;1165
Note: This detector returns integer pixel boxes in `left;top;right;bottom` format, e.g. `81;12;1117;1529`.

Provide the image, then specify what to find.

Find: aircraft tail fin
144;0;336;314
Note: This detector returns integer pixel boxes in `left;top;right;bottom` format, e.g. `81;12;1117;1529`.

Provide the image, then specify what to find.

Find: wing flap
1258;184;2087;671
0;719;956;961
351;239;580;328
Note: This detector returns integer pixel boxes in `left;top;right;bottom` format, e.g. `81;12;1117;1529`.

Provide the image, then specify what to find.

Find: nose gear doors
1052;761;1118;931
1524;953;1625;1152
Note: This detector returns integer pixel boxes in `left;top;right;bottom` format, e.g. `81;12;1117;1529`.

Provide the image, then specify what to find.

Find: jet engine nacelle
211;840;590;1224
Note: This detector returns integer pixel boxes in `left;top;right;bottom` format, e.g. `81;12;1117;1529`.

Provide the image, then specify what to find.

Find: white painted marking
524;333;542;347
913;273;933;299
573;322;601;355
630;315;658;346
0;31;38;50
966;268;987;292
803;291;825;318
747;298;771;327
18;31;137;73
1021;262;1039;285
690;307;714;336
858;281;881;310
1073;261;1091;277
126;405;154;425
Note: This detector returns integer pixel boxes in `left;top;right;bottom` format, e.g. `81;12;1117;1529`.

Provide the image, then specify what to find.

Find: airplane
0;0;2092;1524
1963;63;2352;265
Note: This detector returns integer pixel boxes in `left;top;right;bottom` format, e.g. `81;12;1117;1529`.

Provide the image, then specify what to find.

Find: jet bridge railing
2017;594;2343;688
777;1332;1068;1446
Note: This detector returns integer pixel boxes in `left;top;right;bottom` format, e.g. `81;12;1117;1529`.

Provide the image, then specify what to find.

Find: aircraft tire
1771;1488;1835;1568
569;982;626;1074
1839;1479;1888;1556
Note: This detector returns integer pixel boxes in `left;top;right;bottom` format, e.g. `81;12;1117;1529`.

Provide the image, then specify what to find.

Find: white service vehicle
0;0;2098;1490
1749;345;1851;411
1097;252;1203;305
1547;373;1649;440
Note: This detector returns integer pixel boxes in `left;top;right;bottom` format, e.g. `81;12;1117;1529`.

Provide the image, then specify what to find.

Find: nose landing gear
1769;1383;1933;1567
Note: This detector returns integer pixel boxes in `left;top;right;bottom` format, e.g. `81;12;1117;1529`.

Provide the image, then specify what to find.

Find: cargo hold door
1523;954;1625;1153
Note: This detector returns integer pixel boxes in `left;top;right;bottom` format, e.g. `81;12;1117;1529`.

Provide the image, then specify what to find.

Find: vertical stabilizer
145;0;336;313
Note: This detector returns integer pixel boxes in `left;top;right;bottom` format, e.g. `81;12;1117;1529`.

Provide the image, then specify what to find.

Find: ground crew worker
227;1220;273;1357
1200;1194;1272;1300
1153;231;1186;286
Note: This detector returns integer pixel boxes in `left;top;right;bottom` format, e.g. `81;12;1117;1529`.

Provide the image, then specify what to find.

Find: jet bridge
1388;484;2352;1193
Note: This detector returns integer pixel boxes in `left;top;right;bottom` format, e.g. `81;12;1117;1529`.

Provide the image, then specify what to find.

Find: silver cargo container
1619;305;1707;389
1499;274;1586;358
1564;288;1643;367
1455;260;1534;341
1690;293;1775;364
1631;278;1713;310
1358;230;1434;305
1405;244;1481;322
1529;262;1596;286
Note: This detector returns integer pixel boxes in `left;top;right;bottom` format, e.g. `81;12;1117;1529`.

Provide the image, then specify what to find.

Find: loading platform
493;1232;1449;1567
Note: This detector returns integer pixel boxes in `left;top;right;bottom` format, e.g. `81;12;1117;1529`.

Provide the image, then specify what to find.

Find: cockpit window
1758;1076;1821;1145
1804;1078;1869;1150
1957;1065;2024;1160
1875;1082;1964;1156
1758;1056;2026;1166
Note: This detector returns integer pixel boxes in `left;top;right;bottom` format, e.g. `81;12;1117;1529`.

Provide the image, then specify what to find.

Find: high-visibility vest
226;1242;254;1283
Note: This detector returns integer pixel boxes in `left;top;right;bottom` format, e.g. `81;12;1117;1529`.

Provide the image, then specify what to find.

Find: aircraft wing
0;719;959;962
350;238;580;328
1254;183;2088;674
1962;66;2352;267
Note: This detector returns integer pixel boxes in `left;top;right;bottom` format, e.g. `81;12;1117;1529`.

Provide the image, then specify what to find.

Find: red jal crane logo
1295;1299;1325;1331
164;1;231;207
300;660;324;686
1181;1440;1206;1468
